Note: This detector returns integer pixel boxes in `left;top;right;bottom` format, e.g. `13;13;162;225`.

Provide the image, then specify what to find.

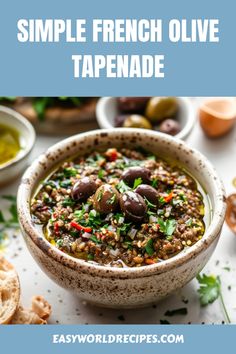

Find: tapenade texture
31;148;205;267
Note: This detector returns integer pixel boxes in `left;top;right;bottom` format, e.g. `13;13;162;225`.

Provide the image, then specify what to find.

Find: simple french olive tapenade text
31;148;205;267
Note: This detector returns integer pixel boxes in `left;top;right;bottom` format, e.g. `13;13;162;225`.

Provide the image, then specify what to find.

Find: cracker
0;255;20;324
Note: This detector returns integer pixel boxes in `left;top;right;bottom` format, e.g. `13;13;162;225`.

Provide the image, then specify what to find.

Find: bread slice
11;296;51;324
0;255;20;324
10;306;46;324
31;295;52;320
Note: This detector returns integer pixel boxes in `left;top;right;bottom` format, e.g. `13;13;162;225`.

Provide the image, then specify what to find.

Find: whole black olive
135;184;159;206
159;119;181;136
71;177;97;201
93;184;119;214
118;97;150;113
114;115;128;127
121;166;151;186
120;191;147;223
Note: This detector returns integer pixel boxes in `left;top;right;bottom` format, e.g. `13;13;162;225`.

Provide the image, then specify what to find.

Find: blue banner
0;325;235;354
0;0;235;95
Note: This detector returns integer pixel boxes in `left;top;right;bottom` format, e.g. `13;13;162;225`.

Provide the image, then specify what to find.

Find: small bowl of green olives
96;97;195;140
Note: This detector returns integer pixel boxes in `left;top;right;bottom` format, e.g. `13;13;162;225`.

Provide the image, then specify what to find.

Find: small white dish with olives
96;97;195;140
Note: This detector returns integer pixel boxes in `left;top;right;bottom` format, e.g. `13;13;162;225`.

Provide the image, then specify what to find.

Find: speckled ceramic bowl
17;129;226;308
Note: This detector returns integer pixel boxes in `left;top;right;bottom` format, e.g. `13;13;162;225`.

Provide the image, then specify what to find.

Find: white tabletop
1;98;236;324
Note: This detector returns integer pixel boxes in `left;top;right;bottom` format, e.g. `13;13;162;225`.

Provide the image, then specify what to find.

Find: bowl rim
96;97;196;140
0;105;36;170
17;128;226;279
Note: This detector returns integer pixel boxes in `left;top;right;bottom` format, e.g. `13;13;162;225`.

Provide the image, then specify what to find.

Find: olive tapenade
31;148;206;267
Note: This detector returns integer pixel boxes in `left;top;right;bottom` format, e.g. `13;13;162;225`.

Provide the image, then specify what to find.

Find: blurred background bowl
96;97;196;140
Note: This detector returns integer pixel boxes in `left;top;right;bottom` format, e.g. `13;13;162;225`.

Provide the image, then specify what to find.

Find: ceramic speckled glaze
17;129;226;308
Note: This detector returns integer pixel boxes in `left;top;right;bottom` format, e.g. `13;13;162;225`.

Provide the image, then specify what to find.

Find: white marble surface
1;98;236;324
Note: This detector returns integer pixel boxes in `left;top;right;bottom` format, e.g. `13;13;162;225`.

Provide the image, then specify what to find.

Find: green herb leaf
147;155;156;161
116;180;131;193
185;218;193;227
98;169;105;180
151;178;158;188
0;210;5;223
196;273;231;323
164;308;188;317
59;179;72;188
158;218;177;237
9;203;18;223
2;195;17;203
107;193;117;205
62;198;75;207
145;239;155;256
196;274;221;306
223;267;230;272
90;235;101;244
133;177;142;189
87;210;103;228
117;222;131;235
63;168;77;177
144;197;157;209
32;97;51;121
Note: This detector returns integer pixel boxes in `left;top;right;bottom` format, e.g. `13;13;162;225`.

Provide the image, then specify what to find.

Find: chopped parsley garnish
144;197;157;209
1;195;18;224
133;177;142;189
98;169;105;180
0;195;19;247
59;179;72;188
97;190;103;202
223;267;230;272
43;180;57;188
87;254;94;260
116;180;130;193
87;210;103;228
158;218;177;237
63;167;77;177
147;155;156;161
107;193;117;205
196;273;231;324
90;235;101;244
151;178;158;188
117;222;131;235
164;308;188;316
62;198;75;207
185;218;193;226
196;273;221;306
145;239;155;256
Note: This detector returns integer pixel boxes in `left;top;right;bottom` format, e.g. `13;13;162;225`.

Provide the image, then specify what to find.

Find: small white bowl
0;105;36;186
96;97;196;140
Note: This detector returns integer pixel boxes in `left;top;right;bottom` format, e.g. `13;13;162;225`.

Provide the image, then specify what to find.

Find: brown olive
135;184;159;206
123;115;152;129
93;184;119;214
118;97;150;113
71;177;97;201
115;115;128;127
159;119;181;136
121;166;151;186
120;191;147;222
145;97;178;122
